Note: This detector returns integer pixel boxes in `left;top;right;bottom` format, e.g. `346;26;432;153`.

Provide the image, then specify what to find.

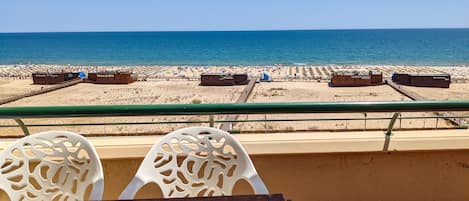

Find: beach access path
220;78;258;131
0;79;83;105
385;78;467;127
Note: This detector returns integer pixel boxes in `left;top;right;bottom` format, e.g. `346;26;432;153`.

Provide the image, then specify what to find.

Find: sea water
0;29;468;66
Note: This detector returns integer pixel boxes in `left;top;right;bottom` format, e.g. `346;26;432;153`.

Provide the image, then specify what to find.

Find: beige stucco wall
99;151;469;201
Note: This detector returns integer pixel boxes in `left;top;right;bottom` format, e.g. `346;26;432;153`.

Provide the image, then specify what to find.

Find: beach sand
400;83;469;119
401;84;469;101
0;80;43;99
0;81;244;136
0;64;465;136
234;82;452;131
4;81;244;106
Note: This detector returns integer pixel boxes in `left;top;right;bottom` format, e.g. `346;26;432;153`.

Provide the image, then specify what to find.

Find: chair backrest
0;131;104;201
119;127;268;199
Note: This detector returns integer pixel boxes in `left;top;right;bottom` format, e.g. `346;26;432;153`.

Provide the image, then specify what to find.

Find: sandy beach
1;64;469;81
0;64;466;136
401;84;469;101
0;80;44;99
0;80;244;136
236;82;451;131
4;81;244;106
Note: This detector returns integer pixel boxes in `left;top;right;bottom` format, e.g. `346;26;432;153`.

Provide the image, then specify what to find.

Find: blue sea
0;29;468;66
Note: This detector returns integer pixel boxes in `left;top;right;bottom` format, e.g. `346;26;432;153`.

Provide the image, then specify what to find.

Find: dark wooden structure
200;73;249;86
330;70;383;87
87;71;137;84
32;72;80;85
392;73;451;88
107;194;286;201
233;73;250;85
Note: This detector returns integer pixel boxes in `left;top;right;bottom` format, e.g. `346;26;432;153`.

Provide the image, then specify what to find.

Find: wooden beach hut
32;72;80;85
200;73;249;86
330;70;383;87
392;73;451;88
87;71;137;84
233;73;250;85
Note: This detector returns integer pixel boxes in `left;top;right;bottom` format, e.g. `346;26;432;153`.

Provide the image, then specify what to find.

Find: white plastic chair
119;126;268;199
0;131;104;201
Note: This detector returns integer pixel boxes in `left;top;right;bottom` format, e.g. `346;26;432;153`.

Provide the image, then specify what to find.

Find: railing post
399;113;402;129
14;118;30;136
364;113;367;129
383;112;400;151
386;112;400;136
209;115;214;127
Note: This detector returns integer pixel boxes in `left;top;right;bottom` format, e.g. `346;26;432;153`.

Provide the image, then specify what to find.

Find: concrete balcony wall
2;130;469;201
100;151;469;201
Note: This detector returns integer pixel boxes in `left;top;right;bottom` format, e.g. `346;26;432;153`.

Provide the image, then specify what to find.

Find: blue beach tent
78;71;86;79
261;73;271;81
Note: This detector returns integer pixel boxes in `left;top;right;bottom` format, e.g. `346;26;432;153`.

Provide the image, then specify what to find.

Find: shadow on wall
0;189;9;201
101;158;255;200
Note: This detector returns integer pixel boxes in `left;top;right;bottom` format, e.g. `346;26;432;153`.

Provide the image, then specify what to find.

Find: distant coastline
1;29;469;66
2;27;469;34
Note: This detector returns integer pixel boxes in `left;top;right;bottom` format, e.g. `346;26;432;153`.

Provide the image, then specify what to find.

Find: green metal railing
0;115;467;128
1;100;469;136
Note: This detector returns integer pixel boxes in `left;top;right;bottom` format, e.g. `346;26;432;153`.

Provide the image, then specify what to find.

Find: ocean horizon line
1;27;469;34
2;63;469;67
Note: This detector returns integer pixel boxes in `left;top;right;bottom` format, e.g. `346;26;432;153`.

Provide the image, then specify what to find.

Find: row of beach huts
31;71;254;86
330;70;451;88
198;70;451;88
31;69;451;88
32;71;138;85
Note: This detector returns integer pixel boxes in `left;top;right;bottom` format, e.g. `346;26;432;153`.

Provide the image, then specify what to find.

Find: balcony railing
1;100;469;136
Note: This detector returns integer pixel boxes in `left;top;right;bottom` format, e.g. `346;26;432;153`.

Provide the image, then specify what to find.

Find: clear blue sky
1;0;469;32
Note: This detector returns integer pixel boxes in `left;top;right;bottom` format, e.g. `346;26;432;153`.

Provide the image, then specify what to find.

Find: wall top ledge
1;129;469;159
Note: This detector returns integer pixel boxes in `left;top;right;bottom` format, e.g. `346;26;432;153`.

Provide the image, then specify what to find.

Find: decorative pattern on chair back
0;131;103;201
140;127;258;198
